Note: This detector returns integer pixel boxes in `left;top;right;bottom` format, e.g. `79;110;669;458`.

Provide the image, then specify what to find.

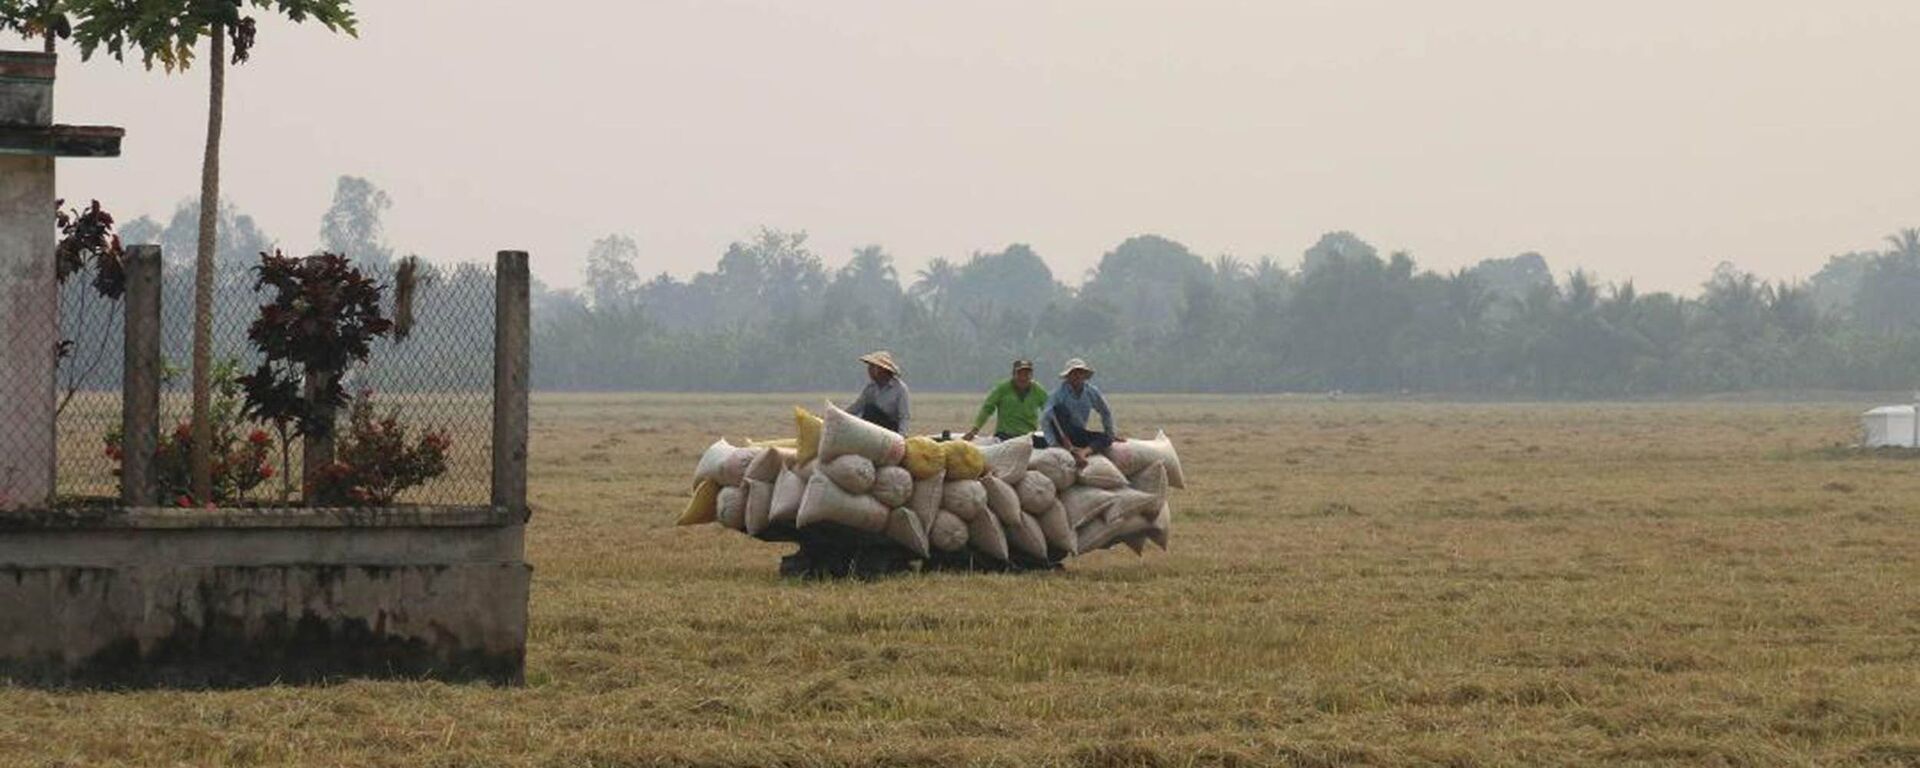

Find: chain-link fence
51;256;498;507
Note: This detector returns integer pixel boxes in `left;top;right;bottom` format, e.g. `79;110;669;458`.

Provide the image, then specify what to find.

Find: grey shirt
847;377;912;435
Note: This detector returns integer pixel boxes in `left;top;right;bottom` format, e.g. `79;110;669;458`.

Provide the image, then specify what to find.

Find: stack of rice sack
679;402;1184;566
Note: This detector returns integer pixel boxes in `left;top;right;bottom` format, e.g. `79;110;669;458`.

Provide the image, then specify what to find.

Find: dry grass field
4;393;1919;766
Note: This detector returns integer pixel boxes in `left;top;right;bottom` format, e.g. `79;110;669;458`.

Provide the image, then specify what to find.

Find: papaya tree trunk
190;26;225;503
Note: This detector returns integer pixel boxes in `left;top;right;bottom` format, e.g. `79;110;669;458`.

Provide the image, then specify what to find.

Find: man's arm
895;384;912;436
1039;389;1059;445
1093;386;1116;438
847;383;872;415
966;383;1002;438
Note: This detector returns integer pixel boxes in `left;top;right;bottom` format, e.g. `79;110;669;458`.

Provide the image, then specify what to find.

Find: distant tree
318;175;393;268
909;256;959;317
1469;252;1554;307
1886;228;1920;264
828;245;901;322
1845;230;1920;335
1301;231;1378;275
117;214;162;248
949;243;1058;324
69;0;358;502
158;198;272;268
1080;235;1207;333
583;234;640;311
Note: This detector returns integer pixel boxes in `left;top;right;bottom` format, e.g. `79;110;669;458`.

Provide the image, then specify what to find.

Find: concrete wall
0;153;56;508
0;506;529;687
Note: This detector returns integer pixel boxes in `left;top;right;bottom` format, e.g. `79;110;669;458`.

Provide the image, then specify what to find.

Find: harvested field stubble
3;394;1918;766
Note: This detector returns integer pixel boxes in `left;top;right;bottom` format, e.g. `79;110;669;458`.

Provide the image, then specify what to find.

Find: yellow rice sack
678;479;720;526
942;440;987;480
902;436;945;479
794;406;824;465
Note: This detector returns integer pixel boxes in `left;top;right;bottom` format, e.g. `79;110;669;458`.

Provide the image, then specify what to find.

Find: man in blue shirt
1041;358;1124;465
847;350;911;435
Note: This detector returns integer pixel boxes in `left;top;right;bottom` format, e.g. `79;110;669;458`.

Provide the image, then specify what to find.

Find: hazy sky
50;1;1920;293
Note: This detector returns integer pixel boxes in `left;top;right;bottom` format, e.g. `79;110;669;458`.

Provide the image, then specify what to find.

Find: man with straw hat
847;350;912;435
1041;358;1123;465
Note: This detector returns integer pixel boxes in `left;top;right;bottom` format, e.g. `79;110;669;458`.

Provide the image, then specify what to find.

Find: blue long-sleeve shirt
1041;381;1114;447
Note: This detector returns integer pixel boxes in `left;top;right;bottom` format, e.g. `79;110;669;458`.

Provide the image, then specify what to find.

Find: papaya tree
67;0;356;503
0;1;70;52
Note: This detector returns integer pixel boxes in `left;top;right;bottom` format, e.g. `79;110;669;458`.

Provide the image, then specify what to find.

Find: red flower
173;423;193;441
175;495;193;508
260;464;275;479
248;429;271;446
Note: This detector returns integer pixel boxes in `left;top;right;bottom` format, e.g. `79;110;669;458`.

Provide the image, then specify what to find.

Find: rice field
4;393;1918;766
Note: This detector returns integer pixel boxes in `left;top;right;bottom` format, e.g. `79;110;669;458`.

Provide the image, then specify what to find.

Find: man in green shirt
964;359;1050;444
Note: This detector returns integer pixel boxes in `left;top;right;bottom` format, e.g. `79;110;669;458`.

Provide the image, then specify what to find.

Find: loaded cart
678;402;1184;577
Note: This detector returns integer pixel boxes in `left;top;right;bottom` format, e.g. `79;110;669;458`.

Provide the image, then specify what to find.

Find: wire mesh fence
52;256;497;507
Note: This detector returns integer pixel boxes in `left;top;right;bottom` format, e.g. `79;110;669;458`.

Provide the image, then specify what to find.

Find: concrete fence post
492;250;529;519
120;244;161;507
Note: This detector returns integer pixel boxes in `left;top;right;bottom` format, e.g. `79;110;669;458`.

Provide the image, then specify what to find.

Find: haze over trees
92;176;1920;398
538;222;1920;397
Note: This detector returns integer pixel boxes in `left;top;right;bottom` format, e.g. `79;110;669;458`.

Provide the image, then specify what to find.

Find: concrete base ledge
0;505;529;688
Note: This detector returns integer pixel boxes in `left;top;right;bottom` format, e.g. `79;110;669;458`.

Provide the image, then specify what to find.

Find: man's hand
1072;447;1091;467
1112;436;1127;443
962;429;978;442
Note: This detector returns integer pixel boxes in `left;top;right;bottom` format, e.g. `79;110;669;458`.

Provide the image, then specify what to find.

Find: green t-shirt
972;379;1049;436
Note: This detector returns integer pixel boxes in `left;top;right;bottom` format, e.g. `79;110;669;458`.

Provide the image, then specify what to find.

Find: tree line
536;227;1920;397
84;178;1920;397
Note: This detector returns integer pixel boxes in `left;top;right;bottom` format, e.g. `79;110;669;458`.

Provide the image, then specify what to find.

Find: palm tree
910;257;958;317
70;1;357;501
1885;228;1920;265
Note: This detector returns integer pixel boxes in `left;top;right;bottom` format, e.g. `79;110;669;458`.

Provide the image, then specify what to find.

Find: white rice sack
1060;485;1118;528
929;511;969;552
1146;501;1170;551
883;507;930;558
1104;486;1166;525
715;486;746;531
1005;511;1047;560
1028;448;1078;491
694;439;756;488
969;435;1002;446
1078;455;1128;490
907;469;946;534
1014;473;1056;515
966;507;1010;561
744;478;774;535
1109;430;1186;489
793;458;817;481
1129;460;1168;500
980;474;1024;527
1076;513;1152;555
1036;500;1077;555
744;447;783;484
940;478;989;523
769;467;805;526
796;473;889;533
978;439;1031;485
818;401;907;467
871;466;914;508
822;454;877;495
